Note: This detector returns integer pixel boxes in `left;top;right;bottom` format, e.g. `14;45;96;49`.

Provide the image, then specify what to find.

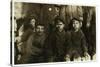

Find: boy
44;17;69;62
19;24;46;63
66;18;90;61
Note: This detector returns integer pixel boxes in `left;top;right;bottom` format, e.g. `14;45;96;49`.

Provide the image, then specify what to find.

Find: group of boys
15;16;94;64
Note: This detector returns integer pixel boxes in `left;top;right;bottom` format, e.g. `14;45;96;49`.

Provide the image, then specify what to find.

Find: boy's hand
84;52;90;57
17;54;21;61
82;52;90;61
65;55;70;61
17;42;23;52
16;37;21;43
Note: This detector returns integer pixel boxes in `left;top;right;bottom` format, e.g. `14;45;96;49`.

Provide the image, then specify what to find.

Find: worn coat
66;30;88;58
20;32;46;63
44;30;70;62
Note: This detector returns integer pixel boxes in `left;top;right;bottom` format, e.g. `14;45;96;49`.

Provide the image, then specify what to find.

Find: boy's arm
65;31;72;53
81;33;89;57
43;34;56;62
21;29;33;42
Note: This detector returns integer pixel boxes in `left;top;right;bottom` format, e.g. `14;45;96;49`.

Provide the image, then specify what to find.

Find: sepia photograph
11;1;96;65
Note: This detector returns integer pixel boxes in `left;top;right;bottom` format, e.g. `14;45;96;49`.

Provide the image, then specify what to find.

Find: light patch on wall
48;7;52;11
14;2;23;19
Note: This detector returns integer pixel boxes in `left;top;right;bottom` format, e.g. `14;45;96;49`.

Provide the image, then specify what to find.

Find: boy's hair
30;16;37;22
72;17;80;23
69;17;81;30
36;23;45;28
72;17;82;27
54;17;65;26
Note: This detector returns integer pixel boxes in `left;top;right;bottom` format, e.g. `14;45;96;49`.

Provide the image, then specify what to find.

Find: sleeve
25;34;34;55
26;34;43;55
21;29;33;42
81;32;88;53
65;31;72;53
43;34;56;61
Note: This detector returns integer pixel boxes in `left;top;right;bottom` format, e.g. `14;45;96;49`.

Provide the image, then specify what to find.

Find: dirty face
36;25;44;35
73;20;80;30
56;21;65;32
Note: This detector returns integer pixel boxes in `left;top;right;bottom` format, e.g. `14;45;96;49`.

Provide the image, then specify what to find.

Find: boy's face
30;18;35;27
56;21;65;32
36;25;44;35
73;20;80;30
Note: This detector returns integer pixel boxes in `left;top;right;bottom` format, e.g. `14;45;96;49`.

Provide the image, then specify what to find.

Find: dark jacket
17;28;35;64
66;30;88;57
44;30;70;62
23;32;46;63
